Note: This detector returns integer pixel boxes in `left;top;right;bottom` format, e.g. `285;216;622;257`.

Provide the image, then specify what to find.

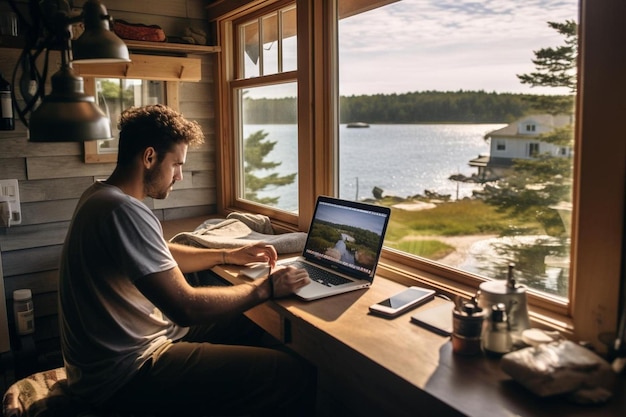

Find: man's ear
143;147;157;168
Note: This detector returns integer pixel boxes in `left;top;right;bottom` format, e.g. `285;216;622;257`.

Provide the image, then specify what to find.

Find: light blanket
170;212;307;255
2;367;162;417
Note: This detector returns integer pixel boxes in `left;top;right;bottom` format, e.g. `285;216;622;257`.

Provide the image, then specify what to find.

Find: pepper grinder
483;302;512;356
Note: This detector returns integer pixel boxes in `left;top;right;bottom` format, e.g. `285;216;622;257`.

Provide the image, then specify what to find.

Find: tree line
243;90;570;125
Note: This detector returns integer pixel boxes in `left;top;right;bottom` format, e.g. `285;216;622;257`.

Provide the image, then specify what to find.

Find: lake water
243;123;569;297
243;123;505;212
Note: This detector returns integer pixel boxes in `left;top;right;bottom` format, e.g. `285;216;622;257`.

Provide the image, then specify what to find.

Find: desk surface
161;217;625;417
213;264;625;417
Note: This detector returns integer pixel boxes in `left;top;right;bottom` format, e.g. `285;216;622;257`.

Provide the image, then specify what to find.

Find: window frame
217;0;319;228
230;3;300;214
215;0;626;353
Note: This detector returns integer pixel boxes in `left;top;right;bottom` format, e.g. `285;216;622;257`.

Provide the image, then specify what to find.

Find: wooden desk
211;264;625;417
160;217;625;417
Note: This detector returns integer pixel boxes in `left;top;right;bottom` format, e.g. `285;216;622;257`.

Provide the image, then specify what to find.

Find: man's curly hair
116;104;205;166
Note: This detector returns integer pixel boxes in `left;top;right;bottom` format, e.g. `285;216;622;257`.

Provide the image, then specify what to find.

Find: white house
469;114;573;180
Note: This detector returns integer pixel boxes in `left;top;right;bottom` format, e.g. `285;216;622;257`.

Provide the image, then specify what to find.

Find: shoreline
399;234;500;267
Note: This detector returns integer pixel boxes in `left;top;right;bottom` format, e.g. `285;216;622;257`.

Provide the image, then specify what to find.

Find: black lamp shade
71;0;130;63
29;66;112;142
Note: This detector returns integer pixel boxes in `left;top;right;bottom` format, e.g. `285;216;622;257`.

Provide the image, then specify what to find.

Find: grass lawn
381;198;543;259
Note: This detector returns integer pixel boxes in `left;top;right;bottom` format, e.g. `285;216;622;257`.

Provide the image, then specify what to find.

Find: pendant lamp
28;59;112;142
22;0;130;142
72;0;131;64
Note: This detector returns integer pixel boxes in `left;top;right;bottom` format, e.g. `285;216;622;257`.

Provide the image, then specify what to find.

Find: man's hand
267;266;311;298
225;243;278;268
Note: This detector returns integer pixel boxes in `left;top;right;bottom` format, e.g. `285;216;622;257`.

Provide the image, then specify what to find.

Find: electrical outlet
0;179;22;227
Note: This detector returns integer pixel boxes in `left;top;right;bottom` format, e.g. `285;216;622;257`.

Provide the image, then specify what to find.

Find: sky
316;203;388;236
338;0;578;96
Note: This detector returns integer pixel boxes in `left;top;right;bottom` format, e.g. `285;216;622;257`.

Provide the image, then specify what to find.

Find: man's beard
144;164;173;200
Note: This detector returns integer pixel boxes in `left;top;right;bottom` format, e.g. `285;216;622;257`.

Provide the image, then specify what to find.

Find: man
59;105;313;416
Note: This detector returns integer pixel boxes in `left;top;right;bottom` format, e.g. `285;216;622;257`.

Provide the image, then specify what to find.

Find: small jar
13;289;34;335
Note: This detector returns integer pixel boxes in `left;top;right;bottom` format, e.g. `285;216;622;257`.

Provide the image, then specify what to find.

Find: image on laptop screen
302;197;390;281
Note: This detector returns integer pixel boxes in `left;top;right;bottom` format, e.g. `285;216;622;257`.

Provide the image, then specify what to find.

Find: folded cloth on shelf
113;19;166;42
170;212;307;255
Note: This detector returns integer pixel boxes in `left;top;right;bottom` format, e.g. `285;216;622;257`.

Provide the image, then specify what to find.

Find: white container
13;289;34;335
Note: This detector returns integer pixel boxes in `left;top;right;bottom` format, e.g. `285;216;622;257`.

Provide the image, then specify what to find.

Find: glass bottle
0;72;15;130
13;289;34;335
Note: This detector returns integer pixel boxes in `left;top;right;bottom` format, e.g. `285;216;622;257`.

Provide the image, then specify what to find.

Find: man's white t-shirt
59;181;187;405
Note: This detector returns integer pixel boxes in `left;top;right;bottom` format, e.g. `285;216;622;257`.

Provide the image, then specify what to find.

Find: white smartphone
369;286;436;318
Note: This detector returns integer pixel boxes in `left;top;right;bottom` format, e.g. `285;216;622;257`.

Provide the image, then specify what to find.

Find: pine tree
478;20;577;236
244;130;296;206
517;20;577;115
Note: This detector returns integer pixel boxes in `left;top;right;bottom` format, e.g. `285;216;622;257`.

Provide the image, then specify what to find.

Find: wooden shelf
0;36;219;56
124;39;220;55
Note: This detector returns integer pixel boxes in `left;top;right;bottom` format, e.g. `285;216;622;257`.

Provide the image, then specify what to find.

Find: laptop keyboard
290;261;352;287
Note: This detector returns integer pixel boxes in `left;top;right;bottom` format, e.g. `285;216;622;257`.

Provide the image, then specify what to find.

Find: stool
1;367;149;417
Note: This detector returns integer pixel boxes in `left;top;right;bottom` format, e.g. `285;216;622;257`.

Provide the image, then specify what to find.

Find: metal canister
476;264;530;345
452;301;485;355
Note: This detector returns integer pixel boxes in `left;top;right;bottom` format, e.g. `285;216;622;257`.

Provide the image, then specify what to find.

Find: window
215;0;625;350
337;0;575;304
225;3;299;216
90;79;165;158
74;54;202;163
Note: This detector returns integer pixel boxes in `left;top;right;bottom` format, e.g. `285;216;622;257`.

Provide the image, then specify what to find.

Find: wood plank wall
0;0;218;358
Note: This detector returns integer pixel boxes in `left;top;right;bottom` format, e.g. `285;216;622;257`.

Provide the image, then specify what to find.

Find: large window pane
235;4;299;213
238;83;298;212
337;0;577;299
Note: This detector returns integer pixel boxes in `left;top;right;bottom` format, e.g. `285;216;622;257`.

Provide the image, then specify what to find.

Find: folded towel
170;213;307;255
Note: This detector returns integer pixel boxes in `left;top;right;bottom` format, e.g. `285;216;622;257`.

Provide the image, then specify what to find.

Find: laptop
281;196;391;301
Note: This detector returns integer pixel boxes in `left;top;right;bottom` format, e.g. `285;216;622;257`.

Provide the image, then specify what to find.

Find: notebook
410;300;455;336
281;196;391;301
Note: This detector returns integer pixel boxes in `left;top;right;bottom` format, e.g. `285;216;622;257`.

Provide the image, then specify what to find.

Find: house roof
486;114;573;139
469;156;514;168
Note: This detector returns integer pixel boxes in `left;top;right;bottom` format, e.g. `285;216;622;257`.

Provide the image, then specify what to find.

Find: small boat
346;122;370;128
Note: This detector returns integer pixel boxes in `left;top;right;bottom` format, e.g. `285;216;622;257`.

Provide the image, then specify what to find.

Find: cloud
338;0;577;95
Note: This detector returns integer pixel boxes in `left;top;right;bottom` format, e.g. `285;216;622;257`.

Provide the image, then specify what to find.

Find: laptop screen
302;196;391;281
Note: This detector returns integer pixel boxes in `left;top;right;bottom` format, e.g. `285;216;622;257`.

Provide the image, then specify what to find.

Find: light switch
0;179;22;227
